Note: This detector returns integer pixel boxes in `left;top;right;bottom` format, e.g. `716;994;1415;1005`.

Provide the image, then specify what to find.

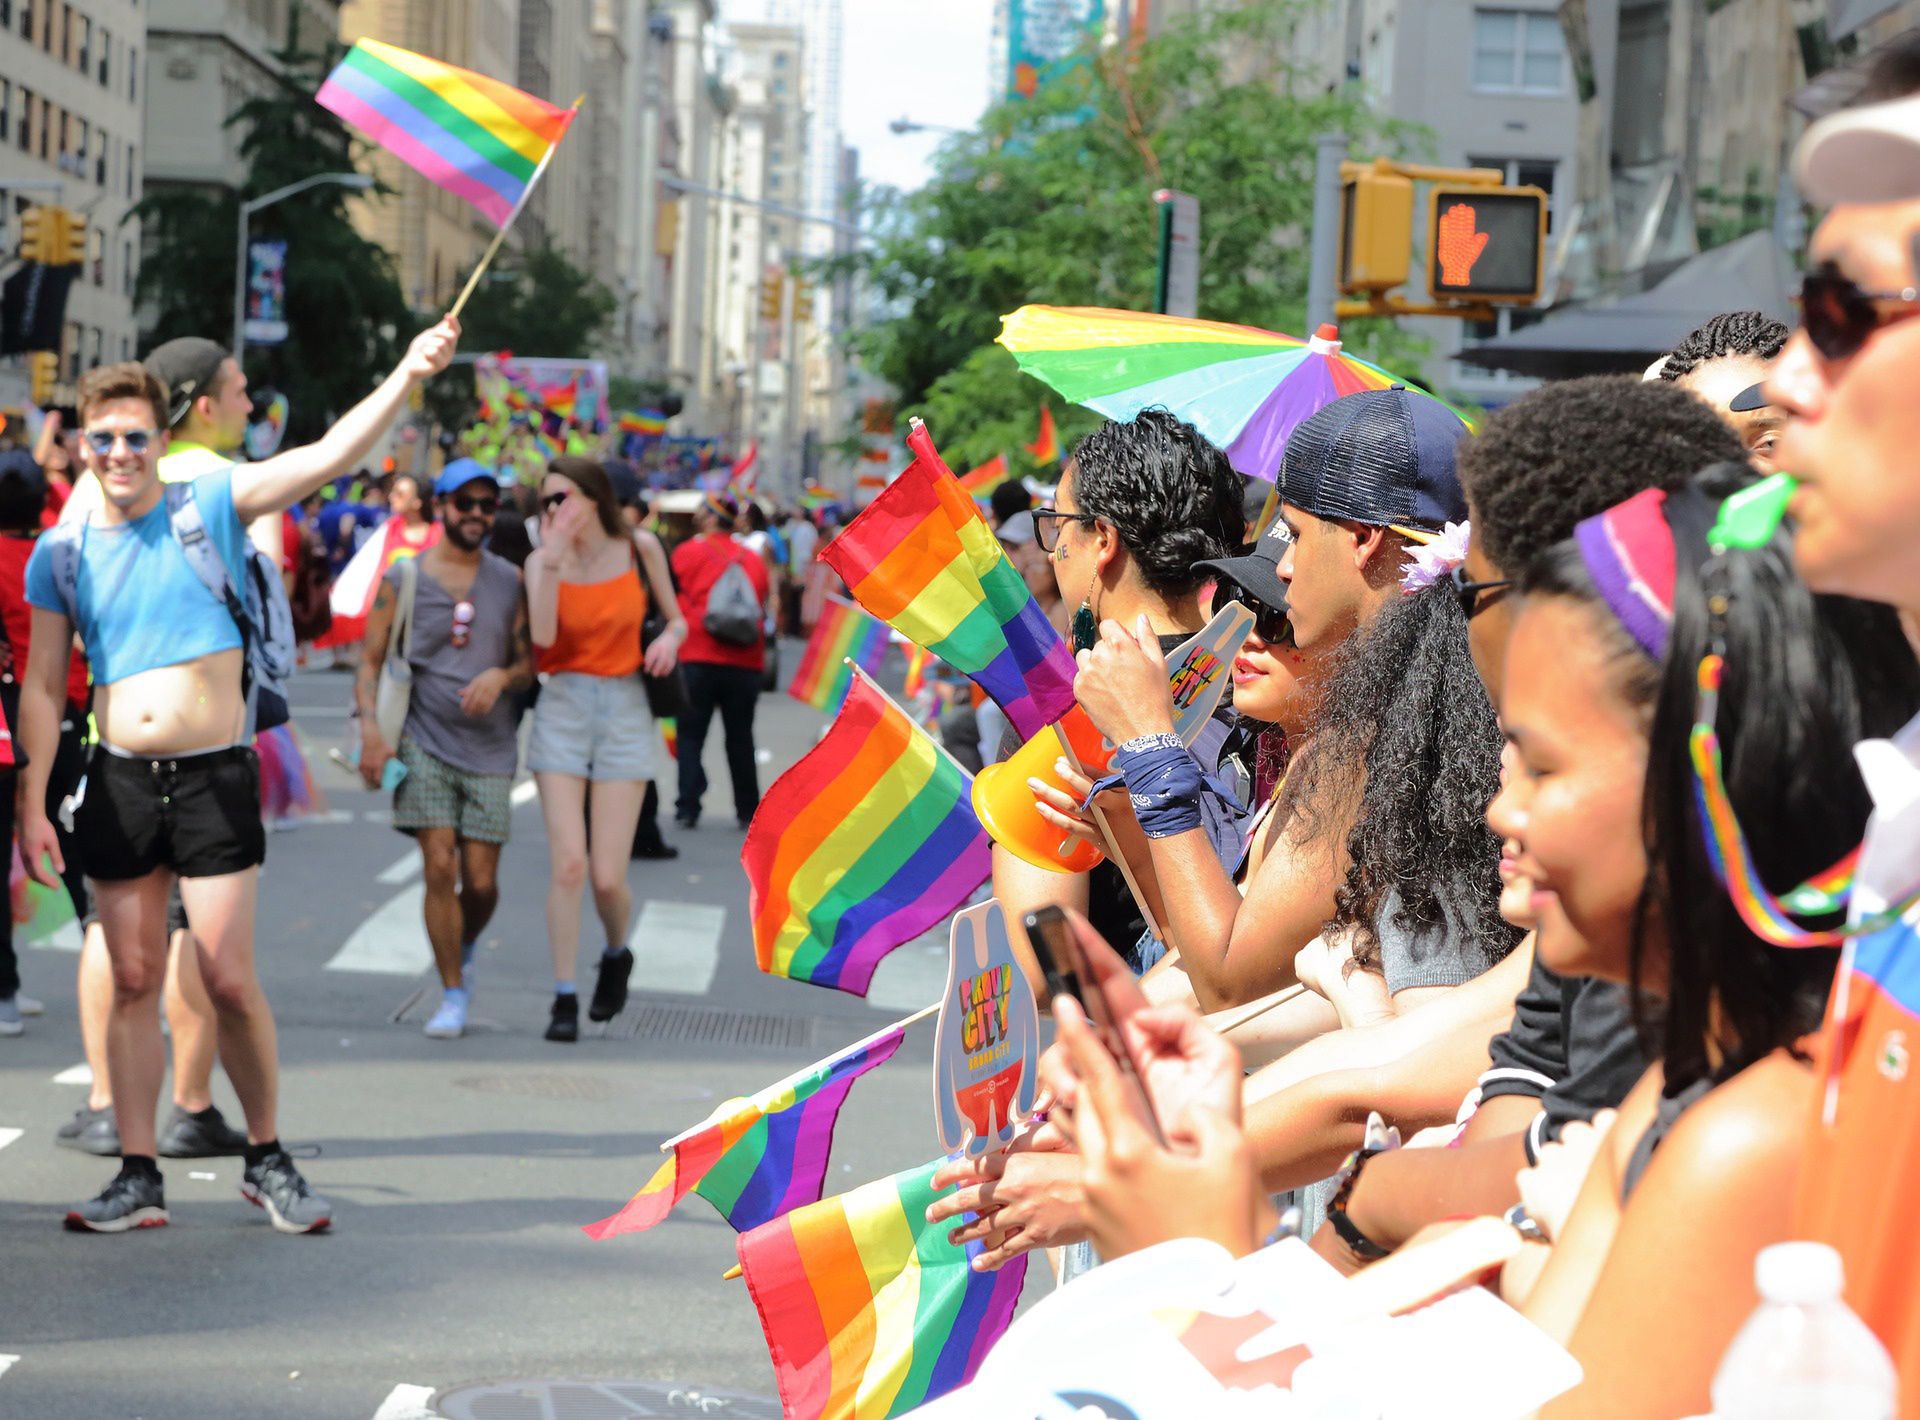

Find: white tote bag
374;555;420;746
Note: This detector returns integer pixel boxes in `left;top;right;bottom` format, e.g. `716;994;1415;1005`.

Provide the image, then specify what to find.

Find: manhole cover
615;1003;815;1051
453;1074;620;1101
433;1378;780;1419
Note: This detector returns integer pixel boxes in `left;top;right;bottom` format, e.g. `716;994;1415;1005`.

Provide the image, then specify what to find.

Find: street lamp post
887;116;968;137
233;171;375;363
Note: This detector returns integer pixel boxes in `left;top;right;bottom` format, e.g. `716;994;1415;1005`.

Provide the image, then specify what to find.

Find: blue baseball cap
1277;387;1469;539
433;458;494;497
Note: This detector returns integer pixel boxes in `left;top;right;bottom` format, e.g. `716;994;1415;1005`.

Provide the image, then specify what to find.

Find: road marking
324;885;432;976
0;1354;18;1381
52;1062;92;1086
628;900;724;996
865;927;952;1013
25;917;83;953
371;1383;437;1419
376;853;422;885
0;1129;22;1152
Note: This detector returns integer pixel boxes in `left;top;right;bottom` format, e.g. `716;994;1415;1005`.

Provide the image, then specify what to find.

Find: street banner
1007;0;1106;102
242;239;289;345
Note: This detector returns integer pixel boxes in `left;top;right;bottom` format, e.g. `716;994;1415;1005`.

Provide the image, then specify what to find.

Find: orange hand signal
1436;202;1491;287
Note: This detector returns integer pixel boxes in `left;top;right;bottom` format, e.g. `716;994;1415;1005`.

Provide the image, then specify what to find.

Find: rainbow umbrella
997;305;1474;482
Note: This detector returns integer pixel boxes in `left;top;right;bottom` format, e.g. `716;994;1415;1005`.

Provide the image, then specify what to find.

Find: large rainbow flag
583;1025;905;1241
956;454;1013;505
789;597;894;715
821;422;1076;741
736;1157;1029;1420
746;670;990;995
317;38;577;227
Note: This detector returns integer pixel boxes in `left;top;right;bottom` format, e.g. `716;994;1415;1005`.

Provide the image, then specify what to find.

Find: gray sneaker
240;1151;332;1234
55;1105;121;1157
65;1166;168;1233
0;997;21;1036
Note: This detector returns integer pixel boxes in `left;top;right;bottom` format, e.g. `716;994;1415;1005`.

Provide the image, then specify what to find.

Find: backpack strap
166;481;260;733
38;519;85;632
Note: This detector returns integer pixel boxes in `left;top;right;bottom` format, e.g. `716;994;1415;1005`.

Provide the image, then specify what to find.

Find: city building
0;0;149;403
656;0;729;432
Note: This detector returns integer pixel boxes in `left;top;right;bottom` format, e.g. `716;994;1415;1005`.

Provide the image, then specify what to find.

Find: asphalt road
0;650;1019;1420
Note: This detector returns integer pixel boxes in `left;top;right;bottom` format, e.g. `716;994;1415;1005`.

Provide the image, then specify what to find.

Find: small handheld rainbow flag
746;668;990;995
317;38;577;228
800;481;837;510
583;1023;907;1241
736;1157;1029;1420
619;410;669;436
822;421;1076;741
902;645;936;700
957;454;1013;503
789;597;894;714
1023;405;1060;464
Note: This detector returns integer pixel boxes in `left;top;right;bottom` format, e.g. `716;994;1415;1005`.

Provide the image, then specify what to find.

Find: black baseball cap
143;337;232;428
1194;517;1291;610
0;447;44;494
1276;387;1469;540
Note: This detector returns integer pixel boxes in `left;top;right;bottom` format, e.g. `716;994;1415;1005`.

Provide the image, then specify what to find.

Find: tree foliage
133;29;413;441
851;0;1427;474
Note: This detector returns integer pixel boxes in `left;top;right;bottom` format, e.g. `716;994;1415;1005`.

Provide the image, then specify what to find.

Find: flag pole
446;95;585;320
657;999;941;1154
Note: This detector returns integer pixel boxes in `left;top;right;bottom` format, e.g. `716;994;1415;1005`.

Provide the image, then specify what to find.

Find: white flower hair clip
1401;519;1471;595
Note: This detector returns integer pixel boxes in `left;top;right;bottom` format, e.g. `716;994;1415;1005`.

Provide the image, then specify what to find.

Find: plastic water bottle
1710;1242;1897;1419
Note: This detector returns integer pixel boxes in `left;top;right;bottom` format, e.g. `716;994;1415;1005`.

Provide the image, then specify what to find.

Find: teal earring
1072;597;1098;652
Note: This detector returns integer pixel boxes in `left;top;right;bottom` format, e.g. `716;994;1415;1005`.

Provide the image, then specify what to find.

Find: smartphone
328;744;409;792
1024;906;1166;1145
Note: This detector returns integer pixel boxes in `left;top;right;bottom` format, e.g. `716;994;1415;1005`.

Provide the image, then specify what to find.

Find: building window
0;2;11;28
17;89;29;152
1472;8;1566;95
125;141;135;199
128;46;137;102
98;27;108;86
0;80;9;144
20;1;31;40
773;51;788;68
123;239;134;296
75;14;88;73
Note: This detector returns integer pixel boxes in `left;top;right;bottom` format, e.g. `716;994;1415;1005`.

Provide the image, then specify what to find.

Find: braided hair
1656;311;1788;384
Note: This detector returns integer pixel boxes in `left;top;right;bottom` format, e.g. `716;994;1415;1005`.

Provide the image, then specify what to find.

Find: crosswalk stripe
0;1354;19;1381
0;1128;22;1152
323;885;433;976
52;1063;92;1086
371;1383;437;1419
628;900;724;996
376;853;422;886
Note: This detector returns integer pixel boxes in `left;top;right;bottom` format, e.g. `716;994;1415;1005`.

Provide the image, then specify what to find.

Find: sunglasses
1796;262;1920;361
1032;508;1098;553
1221;581;1294;646
450;599;475;650
83;428;155;456
1450;564;1514;620
451;493;498;516
541;491;570;515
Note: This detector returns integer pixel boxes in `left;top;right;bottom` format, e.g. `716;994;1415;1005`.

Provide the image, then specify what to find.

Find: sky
839;0;996;193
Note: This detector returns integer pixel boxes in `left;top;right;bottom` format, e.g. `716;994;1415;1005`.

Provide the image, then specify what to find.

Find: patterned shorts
392;738;513;844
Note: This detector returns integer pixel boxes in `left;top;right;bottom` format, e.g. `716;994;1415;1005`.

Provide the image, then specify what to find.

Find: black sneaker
55;1104;121;1157
674;812;699;830
240;1152;333;1234
157;1104;249;1159
589;948;634;1023
631;835;679;861
544;992;579;1042
65;1166;168;1233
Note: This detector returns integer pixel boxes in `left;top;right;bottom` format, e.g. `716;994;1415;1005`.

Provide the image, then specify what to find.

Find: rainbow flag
746;669;990;995
660;717;678;760
583;1026;906;1241
316;38;577;228
729;441;761;495
789;598;894;714
821;421;1076;741
736;1157;1029;1419
902;646;935;700
620;410;669;436
800;481;837;510
1023;405;1060;464
957;454;1012;502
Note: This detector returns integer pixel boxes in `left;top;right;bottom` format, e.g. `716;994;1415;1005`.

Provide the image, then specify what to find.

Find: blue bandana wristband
1098;737;1208;839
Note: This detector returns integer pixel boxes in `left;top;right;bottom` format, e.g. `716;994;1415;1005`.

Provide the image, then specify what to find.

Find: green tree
850;0;1427;472
133;26;414;442
451;242;617;358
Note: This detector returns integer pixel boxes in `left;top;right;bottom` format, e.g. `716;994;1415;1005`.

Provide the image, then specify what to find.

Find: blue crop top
25;468;250;686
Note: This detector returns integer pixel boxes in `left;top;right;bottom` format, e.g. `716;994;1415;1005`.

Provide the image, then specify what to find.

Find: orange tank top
537;568;646;678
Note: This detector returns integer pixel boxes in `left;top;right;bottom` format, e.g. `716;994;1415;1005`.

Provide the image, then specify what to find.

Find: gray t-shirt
386;550;524;776
1373;887;1486;996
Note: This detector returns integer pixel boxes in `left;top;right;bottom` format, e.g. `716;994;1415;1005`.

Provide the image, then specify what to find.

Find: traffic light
794;281;815;324
17;205;85;266
1338;164;1413;294
759;271;785;324
1425;186;1546;303
28;351;59;404
55;209;86;268
18;205;49;263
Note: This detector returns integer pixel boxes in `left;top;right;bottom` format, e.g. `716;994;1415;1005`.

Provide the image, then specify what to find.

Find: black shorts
75;746;266;883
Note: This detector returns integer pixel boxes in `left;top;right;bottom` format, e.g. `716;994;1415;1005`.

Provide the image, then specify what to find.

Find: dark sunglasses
541;491;569;514
83;428;155;456
1032;508;1098;553
1221;582;1294;647
1797;262;1920;361
1450;564;1514;620
450;493;498;516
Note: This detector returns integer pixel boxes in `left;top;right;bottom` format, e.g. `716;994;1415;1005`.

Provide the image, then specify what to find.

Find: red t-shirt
671;533;770;670
0;534;90;710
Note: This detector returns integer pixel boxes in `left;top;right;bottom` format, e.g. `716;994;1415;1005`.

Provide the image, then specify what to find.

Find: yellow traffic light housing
759;271;785;324
18;205;49;263
56;209;87;268
794;282;815;324
28;351;59;404
1338;162;1413;294
1425;186;1546;304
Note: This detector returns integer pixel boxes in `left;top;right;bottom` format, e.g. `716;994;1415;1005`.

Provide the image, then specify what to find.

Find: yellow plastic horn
971;704;1113;874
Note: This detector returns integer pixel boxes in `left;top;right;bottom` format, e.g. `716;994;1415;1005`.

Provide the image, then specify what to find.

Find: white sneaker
423;987;469;1039
0;998;22;1036
15;994;43;1016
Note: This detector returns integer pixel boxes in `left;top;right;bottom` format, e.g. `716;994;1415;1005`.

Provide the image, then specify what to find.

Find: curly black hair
1656;311;1789;383
1283;583;1520;973
1457;375;1744;578
1068;409;1244;597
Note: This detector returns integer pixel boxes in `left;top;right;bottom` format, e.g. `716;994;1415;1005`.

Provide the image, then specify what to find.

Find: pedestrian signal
1338;166;1413;294
1425;186;1545;303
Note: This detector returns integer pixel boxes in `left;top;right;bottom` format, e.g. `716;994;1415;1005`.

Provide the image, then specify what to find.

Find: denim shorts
526;672;657;782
